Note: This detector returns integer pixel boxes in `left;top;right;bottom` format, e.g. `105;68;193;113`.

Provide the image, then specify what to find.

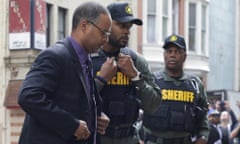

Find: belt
145;134;190;144
105;126;135;138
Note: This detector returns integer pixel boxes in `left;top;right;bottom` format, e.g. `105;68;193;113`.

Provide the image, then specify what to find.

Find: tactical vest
91;48;141;127
143;71;199;132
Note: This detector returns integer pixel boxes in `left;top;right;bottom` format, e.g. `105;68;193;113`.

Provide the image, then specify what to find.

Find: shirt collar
68;36;89;64
162;69;188;81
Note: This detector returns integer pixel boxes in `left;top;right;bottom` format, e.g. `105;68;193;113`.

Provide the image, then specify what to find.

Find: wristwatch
198;135;207;141
131;72;141;81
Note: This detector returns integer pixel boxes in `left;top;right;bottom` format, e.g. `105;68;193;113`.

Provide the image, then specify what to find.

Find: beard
108;35;128;49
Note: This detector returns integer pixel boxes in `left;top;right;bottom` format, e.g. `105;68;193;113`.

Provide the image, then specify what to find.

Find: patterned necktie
86;59;97;144
82;60;90;94
85;59;93;93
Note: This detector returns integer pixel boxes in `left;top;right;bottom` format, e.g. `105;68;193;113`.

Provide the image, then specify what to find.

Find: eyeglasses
87;20;111;37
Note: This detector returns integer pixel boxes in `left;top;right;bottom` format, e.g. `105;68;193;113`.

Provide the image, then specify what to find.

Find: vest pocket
170;111;185;130
184;106;195;132
124;95;141;124
150;105;169;130
109;101;125;116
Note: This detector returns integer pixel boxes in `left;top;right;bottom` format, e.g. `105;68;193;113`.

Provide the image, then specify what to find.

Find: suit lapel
63;38;89;97
74;59;89;97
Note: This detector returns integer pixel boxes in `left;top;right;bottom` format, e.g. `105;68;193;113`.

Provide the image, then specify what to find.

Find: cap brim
114;16;143;25
163;42;185;49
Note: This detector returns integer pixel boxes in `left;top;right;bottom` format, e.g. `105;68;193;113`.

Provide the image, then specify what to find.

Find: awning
4;80;23;109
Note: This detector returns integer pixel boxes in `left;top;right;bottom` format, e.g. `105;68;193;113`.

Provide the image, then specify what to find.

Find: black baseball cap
163;34;186;50
107;2;143;25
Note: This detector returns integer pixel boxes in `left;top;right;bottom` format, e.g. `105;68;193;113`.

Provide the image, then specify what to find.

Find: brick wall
9;110;25;144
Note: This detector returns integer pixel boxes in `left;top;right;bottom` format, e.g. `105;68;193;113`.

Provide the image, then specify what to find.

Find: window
147;0;157;43
201;5;207;54
46;4;52;47
187;1;208;55
162;0;168;40
172;0;179;34
58;7;66;40
188;3;196;51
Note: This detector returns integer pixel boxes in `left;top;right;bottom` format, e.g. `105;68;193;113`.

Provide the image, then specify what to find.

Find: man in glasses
18;2;111;144
91;2;161;144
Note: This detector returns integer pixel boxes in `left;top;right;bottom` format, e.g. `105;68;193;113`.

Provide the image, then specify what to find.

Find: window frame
58;7;67;40
185;0;209;56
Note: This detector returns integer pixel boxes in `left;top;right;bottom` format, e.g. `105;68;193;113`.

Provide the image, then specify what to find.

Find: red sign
34;0;47;49
9;0;31;33
34;0;46;33
9;0;46;49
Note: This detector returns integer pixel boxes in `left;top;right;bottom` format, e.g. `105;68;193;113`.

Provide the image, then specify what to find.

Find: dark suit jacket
207;124;221;144
18;38;100;144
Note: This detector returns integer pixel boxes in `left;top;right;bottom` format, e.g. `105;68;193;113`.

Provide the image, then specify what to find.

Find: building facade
207;0;240;91
141;0;210;86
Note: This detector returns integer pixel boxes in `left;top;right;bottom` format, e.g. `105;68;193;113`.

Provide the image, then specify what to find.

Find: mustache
120;36;129;40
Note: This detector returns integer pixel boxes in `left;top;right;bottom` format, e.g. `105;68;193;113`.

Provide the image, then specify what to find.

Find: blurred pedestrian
207;110;222;144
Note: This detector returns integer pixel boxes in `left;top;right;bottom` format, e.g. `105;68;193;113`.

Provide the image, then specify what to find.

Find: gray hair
72;1;110;30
